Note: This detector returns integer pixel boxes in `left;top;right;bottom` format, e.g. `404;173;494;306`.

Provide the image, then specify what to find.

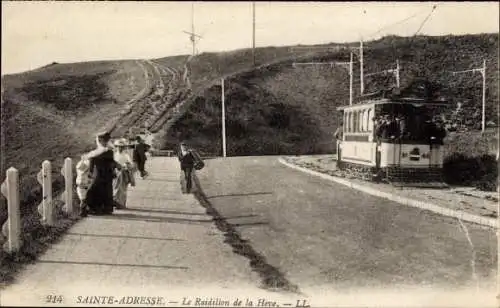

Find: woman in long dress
113;138;135;209
84;132;120;215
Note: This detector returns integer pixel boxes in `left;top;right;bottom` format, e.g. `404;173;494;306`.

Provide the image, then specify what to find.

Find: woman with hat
84;132;121;215
113;138;135;209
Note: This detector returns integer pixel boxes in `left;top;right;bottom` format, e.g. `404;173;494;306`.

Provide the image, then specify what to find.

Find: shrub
443;153;498;191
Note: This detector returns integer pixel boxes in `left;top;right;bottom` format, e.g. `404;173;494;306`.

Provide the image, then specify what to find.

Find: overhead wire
292;4;442;102
360;4;439;90
364;6;433;41
413;4;438;36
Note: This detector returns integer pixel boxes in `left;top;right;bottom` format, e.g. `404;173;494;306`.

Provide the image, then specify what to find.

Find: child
75;156;94;217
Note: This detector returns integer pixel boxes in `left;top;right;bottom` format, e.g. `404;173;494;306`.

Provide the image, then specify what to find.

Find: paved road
1;156;497;306
194;157;497;294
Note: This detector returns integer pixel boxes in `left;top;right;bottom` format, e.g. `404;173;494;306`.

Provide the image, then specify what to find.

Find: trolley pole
451;59;487;132
221;78;227;157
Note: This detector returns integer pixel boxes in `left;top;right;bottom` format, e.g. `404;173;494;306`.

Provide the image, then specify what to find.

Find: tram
336;80;451;183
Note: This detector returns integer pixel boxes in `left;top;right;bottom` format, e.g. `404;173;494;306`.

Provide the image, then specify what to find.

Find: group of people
334;113;447;144
75;132;202;217
374;114;406;140
373;114;446;143
75;132;151;216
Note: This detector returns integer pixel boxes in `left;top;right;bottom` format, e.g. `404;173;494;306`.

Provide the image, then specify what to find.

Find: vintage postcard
1;1;499;307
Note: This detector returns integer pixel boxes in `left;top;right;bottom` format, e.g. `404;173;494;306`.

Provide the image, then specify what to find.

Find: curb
278;158;498;229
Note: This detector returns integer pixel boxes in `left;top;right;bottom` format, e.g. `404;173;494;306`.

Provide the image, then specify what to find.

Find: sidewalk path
1;158;285;306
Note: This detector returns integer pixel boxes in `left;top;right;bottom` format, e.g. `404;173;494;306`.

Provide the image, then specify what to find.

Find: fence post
61;157;74;217
37;160;54;226
1;167;21;253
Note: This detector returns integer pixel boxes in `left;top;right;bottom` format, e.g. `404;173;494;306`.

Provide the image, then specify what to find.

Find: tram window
349;112;353;133
359;110;363;132
360;111;363;132
361;110;366;132
346;112;350;132
353;111;358;132
350;112;354;133
367;109;373;131
363;109;370;132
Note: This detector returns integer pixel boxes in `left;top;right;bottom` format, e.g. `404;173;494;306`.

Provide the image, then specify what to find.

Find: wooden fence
1;158;75;253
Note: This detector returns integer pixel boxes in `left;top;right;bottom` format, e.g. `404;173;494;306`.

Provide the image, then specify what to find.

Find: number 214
46;295;63;303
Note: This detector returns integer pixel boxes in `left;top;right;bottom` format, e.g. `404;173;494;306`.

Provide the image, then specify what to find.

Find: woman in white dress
113;138;135;209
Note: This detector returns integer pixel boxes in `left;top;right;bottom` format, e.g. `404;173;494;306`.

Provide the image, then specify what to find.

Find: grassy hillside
1;60;148;221
1;33;498;221
158;34;498;157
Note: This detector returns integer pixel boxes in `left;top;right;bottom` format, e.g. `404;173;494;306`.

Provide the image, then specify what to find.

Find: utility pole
451;59;486;132
360;39;364;94
252;2;256;67
349;52;354;105
183;3;202;57
395;60;400;88
191;3;195;56
482;59;486;132
221;78;227;157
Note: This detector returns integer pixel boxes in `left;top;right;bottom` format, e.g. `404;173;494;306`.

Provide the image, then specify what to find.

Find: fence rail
1;158;75;253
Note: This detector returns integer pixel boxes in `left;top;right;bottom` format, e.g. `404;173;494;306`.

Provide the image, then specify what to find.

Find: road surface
1;156;496;307
194;156;497;293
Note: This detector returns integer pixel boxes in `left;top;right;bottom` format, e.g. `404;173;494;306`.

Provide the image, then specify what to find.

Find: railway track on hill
110;58;192;138
110;60;155;136
146;65;177;130
127;60;166;130
146;61;192;133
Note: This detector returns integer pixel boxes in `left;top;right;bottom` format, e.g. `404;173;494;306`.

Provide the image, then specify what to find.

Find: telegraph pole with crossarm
451;59;487;132
292;53;354;105
183;3;203;56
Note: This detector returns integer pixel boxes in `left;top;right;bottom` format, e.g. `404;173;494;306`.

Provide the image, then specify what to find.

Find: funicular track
145;60;192;134
111;60;156;136
110;56;194;139
127;60;166;131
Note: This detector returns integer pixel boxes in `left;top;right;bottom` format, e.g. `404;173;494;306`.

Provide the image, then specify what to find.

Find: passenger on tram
374;116;386;141
431;117;447;144
385;115;400;140
395;114;407;139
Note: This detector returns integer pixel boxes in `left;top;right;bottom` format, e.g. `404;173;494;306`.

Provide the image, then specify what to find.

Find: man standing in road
178;141;195;193
133;136;151;179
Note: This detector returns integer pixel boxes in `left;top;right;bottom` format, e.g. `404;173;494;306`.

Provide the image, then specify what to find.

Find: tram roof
336;97;450;111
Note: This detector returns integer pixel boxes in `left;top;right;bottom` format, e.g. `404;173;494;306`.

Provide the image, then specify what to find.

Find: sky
2;1;499;75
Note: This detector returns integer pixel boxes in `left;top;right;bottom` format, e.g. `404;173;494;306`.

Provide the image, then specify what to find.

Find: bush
443;153;498;191
474;154;498;191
